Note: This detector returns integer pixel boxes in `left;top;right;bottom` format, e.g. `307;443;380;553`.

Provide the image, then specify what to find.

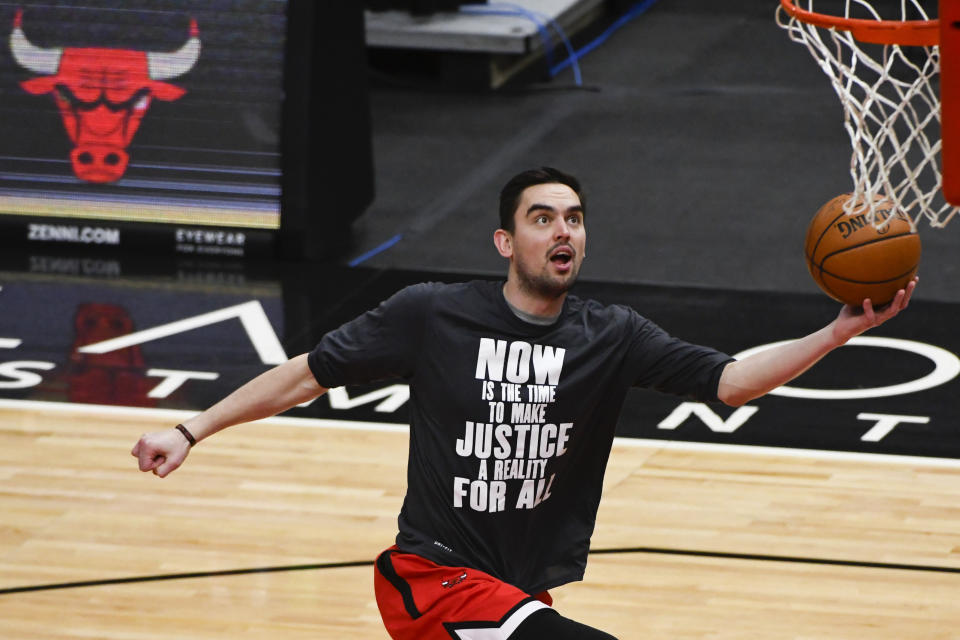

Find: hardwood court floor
2;401;959;639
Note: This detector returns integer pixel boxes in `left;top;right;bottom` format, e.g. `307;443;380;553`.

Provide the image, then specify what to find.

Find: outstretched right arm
131;353;327;477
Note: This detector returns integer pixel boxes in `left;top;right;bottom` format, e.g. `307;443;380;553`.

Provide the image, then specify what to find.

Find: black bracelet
175;424;197;447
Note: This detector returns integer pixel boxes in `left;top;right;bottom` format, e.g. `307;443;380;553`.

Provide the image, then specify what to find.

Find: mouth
548;245;575;269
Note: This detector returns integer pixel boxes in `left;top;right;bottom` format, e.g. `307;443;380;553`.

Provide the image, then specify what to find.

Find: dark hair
498;167;585;233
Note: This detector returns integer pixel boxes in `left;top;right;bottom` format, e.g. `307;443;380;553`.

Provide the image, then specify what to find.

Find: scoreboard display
0;1;373;259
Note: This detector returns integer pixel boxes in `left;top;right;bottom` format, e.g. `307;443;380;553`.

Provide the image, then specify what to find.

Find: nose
70;146;129;183
554;217;571;239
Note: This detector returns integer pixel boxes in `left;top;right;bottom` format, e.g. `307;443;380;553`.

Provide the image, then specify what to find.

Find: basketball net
777;0;959;229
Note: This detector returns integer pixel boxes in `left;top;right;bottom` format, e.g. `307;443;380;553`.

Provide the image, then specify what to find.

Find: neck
502;278;566;318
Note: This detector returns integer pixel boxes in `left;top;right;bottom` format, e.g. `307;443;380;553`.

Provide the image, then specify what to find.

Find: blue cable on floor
461;0;662;83
460;2;582;85
348;233;404;267
551;0;661;76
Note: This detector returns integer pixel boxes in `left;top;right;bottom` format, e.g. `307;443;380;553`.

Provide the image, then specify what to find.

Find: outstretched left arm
717;278;917;407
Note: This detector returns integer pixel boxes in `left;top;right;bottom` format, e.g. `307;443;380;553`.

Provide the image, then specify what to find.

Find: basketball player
132;167;915;639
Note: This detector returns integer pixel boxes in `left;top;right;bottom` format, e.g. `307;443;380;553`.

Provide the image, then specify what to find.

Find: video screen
0;1;286;231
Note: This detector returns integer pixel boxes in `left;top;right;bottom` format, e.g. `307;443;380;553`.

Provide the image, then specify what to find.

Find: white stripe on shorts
451;600;550;640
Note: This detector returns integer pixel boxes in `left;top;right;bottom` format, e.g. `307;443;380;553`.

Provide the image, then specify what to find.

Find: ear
20;77;58;95
149;81;186;101
493;229;513;259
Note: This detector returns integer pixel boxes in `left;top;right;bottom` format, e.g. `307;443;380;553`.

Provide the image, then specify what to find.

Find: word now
475;338;565;385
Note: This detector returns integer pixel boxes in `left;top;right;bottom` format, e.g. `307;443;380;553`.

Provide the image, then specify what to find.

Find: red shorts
374;546;553;640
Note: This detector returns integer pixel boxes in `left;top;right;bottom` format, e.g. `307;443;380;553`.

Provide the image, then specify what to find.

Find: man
132;167;915;639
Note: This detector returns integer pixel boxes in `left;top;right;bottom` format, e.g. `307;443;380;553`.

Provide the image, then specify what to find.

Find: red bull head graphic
67;303;156;407
10;9;200;183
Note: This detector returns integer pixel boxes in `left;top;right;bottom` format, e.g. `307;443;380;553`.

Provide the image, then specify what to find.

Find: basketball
804;194;921;307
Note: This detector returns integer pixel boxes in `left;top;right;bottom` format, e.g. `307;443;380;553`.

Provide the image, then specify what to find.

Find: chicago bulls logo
66;303;156;407
9;9;200;183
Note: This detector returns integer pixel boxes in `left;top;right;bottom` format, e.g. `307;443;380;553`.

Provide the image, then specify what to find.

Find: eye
535;215;549;224
55;86;73;105
567;215;581;225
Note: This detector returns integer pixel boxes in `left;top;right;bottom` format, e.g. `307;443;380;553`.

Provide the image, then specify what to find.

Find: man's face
504;182;586;299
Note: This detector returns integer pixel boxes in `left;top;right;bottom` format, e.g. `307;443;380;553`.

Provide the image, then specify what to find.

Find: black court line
0;560;373;596
588;547;960;574
2;547;959;596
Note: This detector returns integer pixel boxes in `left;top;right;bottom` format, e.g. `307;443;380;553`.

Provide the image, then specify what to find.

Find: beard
513;255;582;300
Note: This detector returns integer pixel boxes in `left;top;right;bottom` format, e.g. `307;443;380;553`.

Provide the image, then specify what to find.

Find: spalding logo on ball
804;194;921;306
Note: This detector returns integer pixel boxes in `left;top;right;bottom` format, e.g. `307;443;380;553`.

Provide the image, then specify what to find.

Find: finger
138;448;164;472
861;298;876;323
892;287;907;311
131;439;142;457
901;278;917;307
154;457;180;478
883;288;909;317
